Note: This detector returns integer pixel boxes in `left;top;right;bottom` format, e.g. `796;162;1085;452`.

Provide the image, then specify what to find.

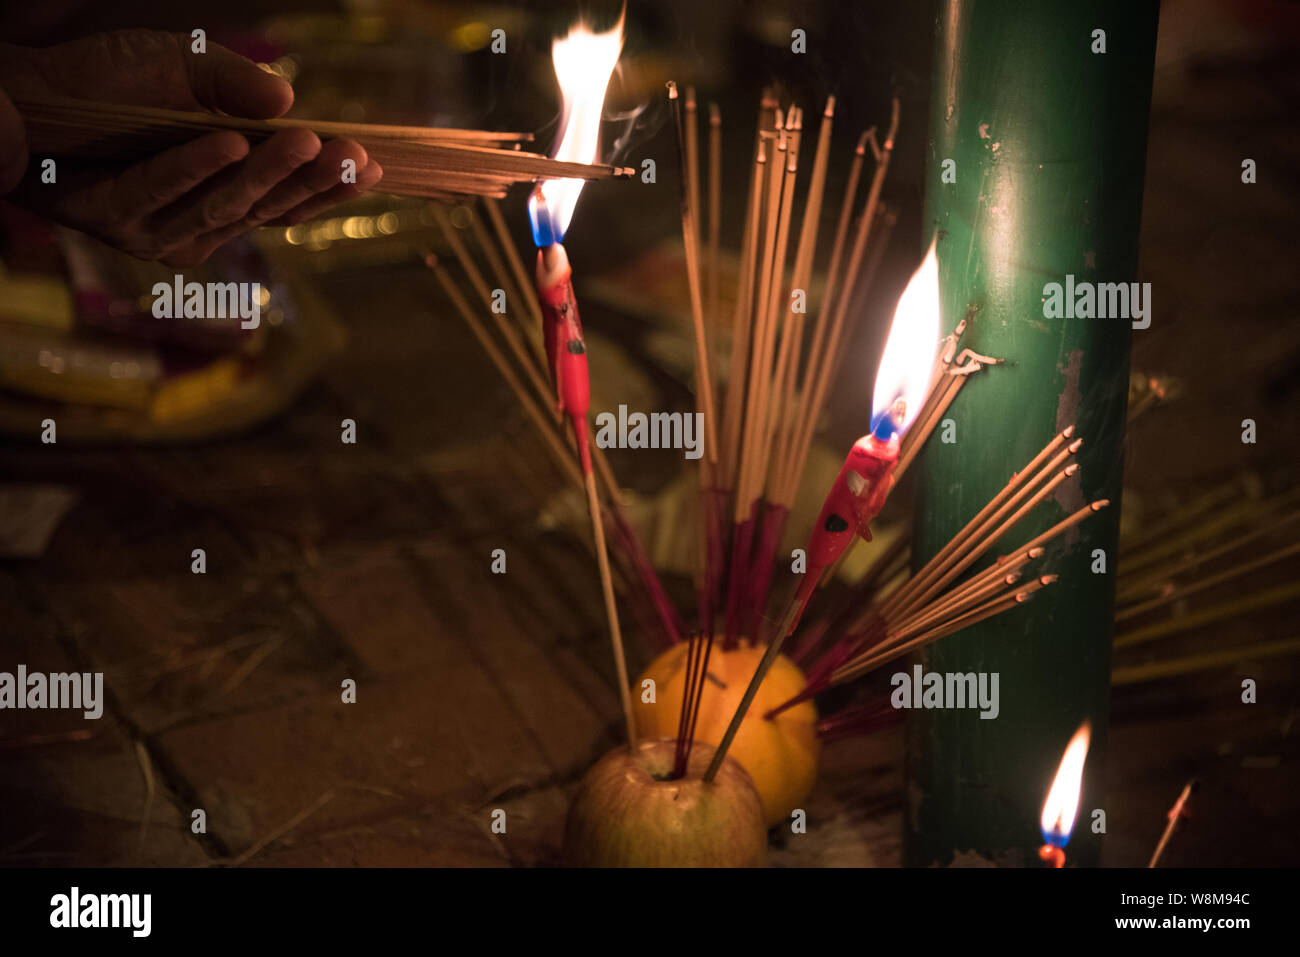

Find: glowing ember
870;236;941;440
1040;721;1091;847
528;15;625;245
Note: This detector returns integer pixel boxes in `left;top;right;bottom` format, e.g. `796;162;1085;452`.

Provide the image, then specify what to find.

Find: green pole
907;1;1160;867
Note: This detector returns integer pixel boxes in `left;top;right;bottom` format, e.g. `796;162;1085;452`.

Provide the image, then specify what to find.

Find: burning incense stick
15;92;632;200
1148;779;1197;867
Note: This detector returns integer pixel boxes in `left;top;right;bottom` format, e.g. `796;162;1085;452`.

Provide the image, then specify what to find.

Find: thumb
184;40;294;119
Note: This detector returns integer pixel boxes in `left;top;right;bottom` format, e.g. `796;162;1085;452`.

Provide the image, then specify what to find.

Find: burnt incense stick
833;577;1057;682
882;429;1079;619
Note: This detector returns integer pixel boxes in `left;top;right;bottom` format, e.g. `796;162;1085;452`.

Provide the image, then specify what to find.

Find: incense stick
1115;539;1300;623
1148;780;1197;868
1114;581;1300;650
582;452;639;753
18;92;631;200
833;576;1057;682
426;254;579;488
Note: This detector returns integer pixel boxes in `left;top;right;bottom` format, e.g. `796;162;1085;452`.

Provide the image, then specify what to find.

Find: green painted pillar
906;1;1160;866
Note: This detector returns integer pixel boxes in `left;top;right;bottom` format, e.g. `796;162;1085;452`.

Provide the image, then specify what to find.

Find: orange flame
528;14;624;244
870;236;941;438
1040;721;1091;847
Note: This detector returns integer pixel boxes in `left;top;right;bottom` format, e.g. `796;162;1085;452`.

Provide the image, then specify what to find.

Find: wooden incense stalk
1148;780;1197;868
443;198;685;649
535;242;637;751
16;91;632;200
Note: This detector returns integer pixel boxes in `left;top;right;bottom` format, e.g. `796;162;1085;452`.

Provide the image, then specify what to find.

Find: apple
563;738;768;867
634;643;819;827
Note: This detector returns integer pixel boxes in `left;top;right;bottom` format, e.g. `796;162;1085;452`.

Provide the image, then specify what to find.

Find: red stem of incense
607;505;685;647
815;694;899;743
743;502;790;642
723;510;757;646
1039;845;1066;868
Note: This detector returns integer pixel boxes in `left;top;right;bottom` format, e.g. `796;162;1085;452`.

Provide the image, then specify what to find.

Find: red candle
783;239;941;637
535;240;593;471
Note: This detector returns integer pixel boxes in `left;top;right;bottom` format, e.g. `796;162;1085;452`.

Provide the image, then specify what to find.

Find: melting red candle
786;240;941;635
526;16;623;472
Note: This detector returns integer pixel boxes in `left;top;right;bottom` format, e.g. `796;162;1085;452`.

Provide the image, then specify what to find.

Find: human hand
0;30;384;266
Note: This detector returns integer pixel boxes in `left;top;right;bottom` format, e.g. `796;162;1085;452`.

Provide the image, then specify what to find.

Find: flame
1040;722;1091;847
870;236;941;440
528;15;625;245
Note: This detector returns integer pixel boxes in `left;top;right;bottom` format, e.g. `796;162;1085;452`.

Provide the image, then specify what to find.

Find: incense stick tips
1028;547;1045;559
667;80;679;99
686;86;697;109
1067;438;1084;454
1092;499;1111;511
1062;424;1075;438
1041;574;1059;585
1064;463;1081;476
709;102;721;125
824;95;836;117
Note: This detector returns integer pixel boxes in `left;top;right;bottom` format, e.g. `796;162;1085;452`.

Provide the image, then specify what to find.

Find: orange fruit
633;643;819;827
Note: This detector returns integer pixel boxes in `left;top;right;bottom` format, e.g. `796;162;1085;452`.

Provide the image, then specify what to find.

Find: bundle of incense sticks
666;88;915;646
422;198;684;650
769;424;1109;723
427;90;1103;755
1109;482;1300;684
15;93;633;201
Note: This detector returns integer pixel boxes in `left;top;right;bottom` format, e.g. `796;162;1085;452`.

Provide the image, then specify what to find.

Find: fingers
149;127;320;249
107;131;249;219
266;158;384;227
165;149;382;266
242;138;369;226
183;39;294;119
